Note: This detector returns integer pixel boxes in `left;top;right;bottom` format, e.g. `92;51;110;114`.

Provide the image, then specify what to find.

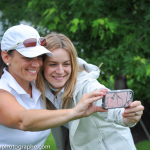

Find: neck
47;82;60;92
52;90;57;96
27;84;32;98
20;81;32;97
13;76;32;97
7;69;32;97
18;81;32;97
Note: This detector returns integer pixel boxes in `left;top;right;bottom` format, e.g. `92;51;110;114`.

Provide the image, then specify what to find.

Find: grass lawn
43;133;56;150
44;133;150;150
135;140;150;150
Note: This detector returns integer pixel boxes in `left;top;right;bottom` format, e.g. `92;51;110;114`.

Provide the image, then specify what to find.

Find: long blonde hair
36;32;79;109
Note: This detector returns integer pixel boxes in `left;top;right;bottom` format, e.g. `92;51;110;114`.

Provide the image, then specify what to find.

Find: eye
37;55;43;59
64;63;70;66
25;57;32;60
49;64;57;66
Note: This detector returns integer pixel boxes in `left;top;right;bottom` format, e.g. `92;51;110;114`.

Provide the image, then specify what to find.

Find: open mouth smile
52;75;66;81
28;70;37;74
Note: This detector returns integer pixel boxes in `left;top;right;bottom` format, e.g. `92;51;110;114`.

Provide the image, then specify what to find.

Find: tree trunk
114;73;128;90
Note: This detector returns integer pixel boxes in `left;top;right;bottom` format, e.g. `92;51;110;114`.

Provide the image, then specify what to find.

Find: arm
80;79;144;127
107;99;144;127
0;89;104;131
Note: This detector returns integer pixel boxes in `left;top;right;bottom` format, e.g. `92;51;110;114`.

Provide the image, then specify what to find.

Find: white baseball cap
1;24;53;58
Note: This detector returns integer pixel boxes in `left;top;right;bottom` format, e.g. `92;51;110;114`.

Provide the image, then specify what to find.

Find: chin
27;77;37;82
53;84;65;89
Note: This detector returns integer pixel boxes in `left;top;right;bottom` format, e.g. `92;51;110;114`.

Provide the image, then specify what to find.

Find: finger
93;88;108;93
85;95;104;104
124;116;141;122
129;101;141;108
99;89;108;93
84;90;107;98
95;106;108;112
123;111;142;123
122;112;135;117
124;105;144;114
123;111;143;117
129;119;138;123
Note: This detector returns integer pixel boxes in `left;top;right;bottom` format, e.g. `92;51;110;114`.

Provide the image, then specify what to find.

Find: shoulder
0;78;11;92
0;89;17;108
0;89;14;97
77;71;106;89
75;73;107;96
82;79;107;93
0;69;14;92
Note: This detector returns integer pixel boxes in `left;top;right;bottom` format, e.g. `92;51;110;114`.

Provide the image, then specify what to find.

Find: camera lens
129;92;132;99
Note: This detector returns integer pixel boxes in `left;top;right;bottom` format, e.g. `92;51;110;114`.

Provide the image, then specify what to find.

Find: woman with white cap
0;24;107;149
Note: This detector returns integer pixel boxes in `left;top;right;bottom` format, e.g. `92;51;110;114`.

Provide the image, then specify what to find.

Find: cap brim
16;45;53;58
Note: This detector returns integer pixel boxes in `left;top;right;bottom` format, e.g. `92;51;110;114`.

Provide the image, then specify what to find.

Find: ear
1;51;11;64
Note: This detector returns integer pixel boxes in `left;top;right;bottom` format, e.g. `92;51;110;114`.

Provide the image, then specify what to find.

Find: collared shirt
46;86;64;110
45;83;69;128
0;69;51;150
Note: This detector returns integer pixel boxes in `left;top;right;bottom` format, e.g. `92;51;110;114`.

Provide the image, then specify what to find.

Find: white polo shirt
0;69;51;150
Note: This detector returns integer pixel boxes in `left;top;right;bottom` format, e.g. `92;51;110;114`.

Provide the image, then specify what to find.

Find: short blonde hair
36;32;79;109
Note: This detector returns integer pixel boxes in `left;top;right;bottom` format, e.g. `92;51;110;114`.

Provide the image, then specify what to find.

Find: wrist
68;108;77;121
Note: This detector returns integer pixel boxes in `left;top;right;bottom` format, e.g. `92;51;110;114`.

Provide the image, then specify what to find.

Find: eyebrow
47;60;70;63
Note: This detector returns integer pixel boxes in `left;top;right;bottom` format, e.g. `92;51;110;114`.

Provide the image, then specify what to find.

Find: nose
56;65;64;74
31;57;42;67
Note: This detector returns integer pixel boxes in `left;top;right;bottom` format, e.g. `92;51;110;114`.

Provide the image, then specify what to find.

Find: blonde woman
36;32;144;150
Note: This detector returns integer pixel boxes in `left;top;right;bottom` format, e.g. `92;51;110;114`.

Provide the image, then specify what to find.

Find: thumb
95;106;108;112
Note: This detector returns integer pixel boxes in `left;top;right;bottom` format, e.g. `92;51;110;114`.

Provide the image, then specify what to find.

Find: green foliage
98;74;115;90
0;0;31;32
1;0;150;102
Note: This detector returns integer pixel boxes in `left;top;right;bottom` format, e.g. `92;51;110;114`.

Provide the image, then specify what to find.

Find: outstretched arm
0;89;106;131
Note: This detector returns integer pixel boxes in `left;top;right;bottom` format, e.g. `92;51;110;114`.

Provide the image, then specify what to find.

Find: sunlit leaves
43;8;56;17
133;56;146;64
68;18;86;33
92;18;118;40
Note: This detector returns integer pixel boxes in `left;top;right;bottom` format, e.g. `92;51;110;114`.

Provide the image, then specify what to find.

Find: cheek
36;58;43;68
39;59;43;67
44;70;51;82
66;67;72;76
43;66;53;79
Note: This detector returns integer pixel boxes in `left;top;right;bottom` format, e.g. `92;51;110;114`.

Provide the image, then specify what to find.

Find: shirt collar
2;68;27;94
2;68;41;101
45;81;64;93
59;87;64;93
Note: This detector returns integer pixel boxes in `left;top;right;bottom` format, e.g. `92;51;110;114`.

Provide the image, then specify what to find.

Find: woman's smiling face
43;48;72;89
8;50;43;85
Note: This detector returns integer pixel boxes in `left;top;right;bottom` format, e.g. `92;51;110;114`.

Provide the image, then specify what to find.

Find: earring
6;63;9;66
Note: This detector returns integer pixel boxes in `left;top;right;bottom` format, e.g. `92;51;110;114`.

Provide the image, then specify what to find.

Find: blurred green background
44;133;150;150
0;0;150;149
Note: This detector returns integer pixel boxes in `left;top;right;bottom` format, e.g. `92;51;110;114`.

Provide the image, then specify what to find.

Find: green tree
1;0;150;102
